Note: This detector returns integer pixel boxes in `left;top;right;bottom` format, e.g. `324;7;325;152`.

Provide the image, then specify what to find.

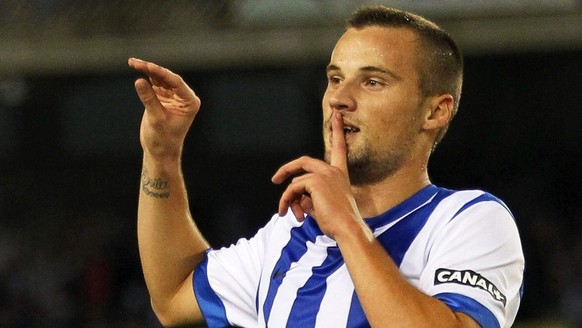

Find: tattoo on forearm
141;168;170;199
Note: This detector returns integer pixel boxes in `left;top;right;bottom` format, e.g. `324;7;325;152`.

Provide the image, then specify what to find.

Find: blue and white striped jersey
193;185;524;328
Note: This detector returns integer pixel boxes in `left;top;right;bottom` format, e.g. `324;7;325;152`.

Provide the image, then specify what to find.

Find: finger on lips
330;112;348;172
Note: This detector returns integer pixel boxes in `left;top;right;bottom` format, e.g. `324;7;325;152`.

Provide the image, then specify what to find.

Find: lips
327;116;360;141
328;124;359;149
343;125;360;135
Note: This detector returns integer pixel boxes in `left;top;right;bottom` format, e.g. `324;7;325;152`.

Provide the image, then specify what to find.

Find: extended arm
129;58;208;326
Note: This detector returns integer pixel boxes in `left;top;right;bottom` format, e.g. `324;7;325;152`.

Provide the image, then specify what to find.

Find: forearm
336;221;477;328
138;154;209;309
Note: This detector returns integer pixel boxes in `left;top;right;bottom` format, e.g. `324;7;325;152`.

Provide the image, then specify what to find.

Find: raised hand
128;58;201;160
271;112;361;239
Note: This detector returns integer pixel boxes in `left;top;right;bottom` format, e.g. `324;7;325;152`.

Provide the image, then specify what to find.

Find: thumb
134;78;165;120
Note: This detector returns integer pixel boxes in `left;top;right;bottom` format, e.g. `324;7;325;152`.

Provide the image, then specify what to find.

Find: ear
422;94;454;131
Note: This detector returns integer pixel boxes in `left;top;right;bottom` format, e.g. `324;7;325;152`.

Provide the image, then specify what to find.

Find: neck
351;160;431;219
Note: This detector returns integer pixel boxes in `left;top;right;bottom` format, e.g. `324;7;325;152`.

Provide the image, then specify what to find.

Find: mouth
343;125;360;136
327;123;360;147
326;116;360;144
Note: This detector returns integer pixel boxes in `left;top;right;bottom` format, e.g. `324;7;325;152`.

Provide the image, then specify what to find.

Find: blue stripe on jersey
262;217;322;324
450;192;512;222
365;184;439;231
193;253;229;327
346;186;453;326
435;292;500;328
286;245;344;326
346;292;370;328
375;186;452;265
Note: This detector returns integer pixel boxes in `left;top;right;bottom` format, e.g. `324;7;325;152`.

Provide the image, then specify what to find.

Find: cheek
368;111;412;143
321;93;333;132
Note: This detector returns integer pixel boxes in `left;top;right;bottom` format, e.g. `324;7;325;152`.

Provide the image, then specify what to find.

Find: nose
327;81;356;112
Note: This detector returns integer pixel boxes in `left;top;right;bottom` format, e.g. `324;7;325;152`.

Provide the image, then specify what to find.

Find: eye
365;78;384;89
328;76;342;85
367;79;380;86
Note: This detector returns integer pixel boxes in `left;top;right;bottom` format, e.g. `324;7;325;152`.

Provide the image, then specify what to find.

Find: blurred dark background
0;1;581;327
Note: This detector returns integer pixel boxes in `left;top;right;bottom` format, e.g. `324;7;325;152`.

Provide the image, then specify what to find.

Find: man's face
322;26;427;185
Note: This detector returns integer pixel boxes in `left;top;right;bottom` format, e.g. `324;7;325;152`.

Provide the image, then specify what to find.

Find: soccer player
129;5;524;328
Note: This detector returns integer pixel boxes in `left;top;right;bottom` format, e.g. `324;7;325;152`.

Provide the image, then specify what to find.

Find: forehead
330;26;421;77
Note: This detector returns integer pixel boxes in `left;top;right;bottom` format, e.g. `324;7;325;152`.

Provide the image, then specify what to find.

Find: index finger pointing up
330;111;348;173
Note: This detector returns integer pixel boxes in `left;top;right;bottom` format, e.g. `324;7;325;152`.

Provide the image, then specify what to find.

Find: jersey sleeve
193;214;279;327
420;196;525;328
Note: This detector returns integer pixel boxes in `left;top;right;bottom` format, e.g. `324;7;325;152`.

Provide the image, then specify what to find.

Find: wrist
333;216;374;247
142;152;183;177
140;154;183;200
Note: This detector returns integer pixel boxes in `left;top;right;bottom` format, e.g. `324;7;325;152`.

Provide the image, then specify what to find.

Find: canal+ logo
435;268;506;306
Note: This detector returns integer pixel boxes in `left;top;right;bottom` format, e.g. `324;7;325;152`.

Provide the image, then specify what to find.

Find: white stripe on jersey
314;263;354;327
266;237;329;327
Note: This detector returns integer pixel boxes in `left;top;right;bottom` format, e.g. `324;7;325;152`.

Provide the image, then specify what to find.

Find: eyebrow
326;64;402;80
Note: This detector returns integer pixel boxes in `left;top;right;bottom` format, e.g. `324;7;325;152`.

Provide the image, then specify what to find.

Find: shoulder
413;187;524;271
431;187;514;225
207;211;305;260
420;188;524;327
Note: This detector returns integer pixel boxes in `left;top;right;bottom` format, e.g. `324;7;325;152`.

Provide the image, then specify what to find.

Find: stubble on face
324;121;416;186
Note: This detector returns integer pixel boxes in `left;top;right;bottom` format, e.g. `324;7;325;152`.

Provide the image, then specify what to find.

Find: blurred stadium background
0;0;581;327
